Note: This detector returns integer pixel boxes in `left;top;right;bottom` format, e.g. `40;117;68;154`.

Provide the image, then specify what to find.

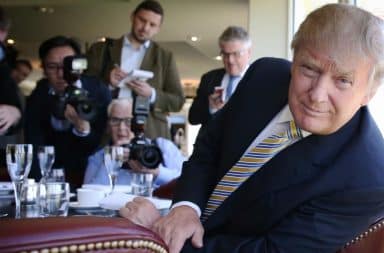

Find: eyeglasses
220;49;247;59
109;117;132;127
45;63;64;73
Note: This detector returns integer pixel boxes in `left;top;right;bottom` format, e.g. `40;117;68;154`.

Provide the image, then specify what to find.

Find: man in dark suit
120;4;384;253
86;0;184;140
0;6;22;174
188;26;251;127
25;36;111;188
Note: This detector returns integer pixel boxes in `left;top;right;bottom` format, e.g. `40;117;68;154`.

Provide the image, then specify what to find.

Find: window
356;1;384;134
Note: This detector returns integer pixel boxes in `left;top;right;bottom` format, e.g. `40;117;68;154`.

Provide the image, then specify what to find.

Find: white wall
248;0;290;61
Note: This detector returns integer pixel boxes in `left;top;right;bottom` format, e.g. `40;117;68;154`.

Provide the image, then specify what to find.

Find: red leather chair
337;218;384;253
0;216;168;253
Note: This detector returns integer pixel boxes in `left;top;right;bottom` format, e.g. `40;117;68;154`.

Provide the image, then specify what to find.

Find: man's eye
301;65;317;77
336;78;353;89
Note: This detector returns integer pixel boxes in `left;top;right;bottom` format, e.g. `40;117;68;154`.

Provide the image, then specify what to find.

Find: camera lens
140;147;162;168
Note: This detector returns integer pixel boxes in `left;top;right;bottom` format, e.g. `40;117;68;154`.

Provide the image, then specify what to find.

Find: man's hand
109;66;128;88
126;79;153;98
0;104;21;135
64;104;90;134
208;90;225;112
119;197;161;228
153;206;204;253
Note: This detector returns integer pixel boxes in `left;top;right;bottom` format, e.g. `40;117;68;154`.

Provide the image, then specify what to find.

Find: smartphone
214;86;224;102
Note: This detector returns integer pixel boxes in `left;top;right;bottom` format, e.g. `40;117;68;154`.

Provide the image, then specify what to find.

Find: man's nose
308;75;330;103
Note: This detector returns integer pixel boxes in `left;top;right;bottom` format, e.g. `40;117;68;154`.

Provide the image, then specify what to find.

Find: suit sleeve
152;52;185;113
188;73;213;125
173;105;227;209
85;42;111;84
181;189;384;253
0;64;23;133
74;78;111;153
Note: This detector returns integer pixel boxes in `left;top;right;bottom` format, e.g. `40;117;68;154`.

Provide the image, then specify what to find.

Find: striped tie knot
201;120;302;222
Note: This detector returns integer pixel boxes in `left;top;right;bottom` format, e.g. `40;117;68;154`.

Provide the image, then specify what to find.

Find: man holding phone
188;26;252;128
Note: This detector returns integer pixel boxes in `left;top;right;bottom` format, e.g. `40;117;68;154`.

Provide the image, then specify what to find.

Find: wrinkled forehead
294;44;373;74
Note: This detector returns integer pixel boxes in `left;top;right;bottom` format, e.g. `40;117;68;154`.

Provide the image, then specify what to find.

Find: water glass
37;146;55;183
6;144;33;218
38;182;69;217
104;146;124;194
50;168;65;182
21;179;38;205
131;172;154;197
20;179;39;218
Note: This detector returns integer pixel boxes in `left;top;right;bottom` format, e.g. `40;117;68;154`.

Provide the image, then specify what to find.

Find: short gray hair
219;26;251;49
107;98;133;117
291;4;384;88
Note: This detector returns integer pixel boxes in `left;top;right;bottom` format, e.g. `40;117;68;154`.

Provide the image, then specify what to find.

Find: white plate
82;184;131;193
0;182;13;190
69;202;100;210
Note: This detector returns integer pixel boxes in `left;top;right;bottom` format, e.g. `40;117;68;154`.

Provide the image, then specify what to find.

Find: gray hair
291;3;384;88
107;98;133;117
219;26;252;49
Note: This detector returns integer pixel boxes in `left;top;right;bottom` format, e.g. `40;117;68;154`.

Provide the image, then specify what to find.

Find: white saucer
69;202;100;210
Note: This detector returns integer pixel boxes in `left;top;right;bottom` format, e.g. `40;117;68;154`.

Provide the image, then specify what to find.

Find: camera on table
50;55;97;121
123;94;163;169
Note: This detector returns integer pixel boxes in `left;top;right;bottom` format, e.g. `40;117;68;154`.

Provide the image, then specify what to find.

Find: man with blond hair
121;4;384;253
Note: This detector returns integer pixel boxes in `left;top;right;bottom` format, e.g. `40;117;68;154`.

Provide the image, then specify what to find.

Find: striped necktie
201;120;303;222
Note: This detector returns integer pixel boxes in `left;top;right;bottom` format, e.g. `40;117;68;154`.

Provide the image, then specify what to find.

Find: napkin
99;191;172;211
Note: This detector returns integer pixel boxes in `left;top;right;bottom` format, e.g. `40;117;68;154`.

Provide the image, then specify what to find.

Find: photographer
25;36;111;188
84;98;185;187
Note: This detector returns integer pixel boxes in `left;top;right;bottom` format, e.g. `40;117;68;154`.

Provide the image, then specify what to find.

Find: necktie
225;76;236;102
201;120;303;222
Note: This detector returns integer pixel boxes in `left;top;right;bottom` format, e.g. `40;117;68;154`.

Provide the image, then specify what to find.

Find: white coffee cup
76;188;106;207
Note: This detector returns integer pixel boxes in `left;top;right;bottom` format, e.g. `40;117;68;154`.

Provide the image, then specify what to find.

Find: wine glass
6;144;33;218
37;146;55;183
103;146;124;194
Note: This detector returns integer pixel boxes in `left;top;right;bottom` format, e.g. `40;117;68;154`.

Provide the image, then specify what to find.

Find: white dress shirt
119;34;156;103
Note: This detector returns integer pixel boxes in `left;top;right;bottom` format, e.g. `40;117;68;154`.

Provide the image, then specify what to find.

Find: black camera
50;55;97;121
125;94;162;169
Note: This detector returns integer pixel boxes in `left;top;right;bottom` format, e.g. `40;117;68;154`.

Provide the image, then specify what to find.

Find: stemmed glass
6;144;33;218
103;146;124;194
38;146;55;183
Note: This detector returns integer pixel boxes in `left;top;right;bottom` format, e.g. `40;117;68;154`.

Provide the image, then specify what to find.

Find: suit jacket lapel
140;42;155;71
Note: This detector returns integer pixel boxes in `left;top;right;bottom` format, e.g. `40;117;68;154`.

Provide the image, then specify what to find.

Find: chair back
337;219;384;253
0;216;168;253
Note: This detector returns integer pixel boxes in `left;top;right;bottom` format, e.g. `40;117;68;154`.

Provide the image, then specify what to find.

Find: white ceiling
1;0;249;80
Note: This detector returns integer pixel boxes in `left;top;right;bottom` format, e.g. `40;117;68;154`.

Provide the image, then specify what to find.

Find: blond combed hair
291;4;384;88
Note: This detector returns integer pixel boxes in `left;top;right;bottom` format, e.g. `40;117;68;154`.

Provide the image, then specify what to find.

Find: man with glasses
25;36;111;188
188;26;251;128
84;98;185;187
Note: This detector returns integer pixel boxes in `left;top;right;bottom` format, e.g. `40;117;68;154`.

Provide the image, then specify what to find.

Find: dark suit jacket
25;75;111;188
86;36;185;139
174;57;384;253
188;68;226;126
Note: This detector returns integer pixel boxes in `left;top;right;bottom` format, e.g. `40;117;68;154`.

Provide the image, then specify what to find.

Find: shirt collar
124;34;151;49
226;64;250;79
278;105;311;137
